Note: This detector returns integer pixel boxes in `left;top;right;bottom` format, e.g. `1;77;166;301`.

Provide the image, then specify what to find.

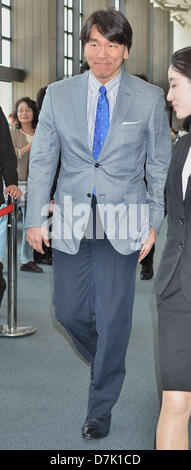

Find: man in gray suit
26;9;172;439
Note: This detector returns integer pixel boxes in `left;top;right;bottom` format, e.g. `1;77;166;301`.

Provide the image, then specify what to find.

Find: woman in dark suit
155;47;191;450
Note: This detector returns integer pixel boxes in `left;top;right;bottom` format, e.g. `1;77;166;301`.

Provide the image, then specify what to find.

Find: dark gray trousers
53;238;139;421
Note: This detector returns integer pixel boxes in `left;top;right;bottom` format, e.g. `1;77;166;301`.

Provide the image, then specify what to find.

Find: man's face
84;25;129;84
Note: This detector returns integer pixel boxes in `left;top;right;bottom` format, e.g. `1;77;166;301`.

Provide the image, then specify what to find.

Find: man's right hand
26;227;50;254
4;185;23;200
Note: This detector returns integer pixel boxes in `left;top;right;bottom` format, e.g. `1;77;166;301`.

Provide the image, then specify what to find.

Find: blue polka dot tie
92;86;110;196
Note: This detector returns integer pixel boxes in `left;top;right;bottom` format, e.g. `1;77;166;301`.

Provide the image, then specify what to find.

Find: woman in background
155;47;191;450
11;97;42;273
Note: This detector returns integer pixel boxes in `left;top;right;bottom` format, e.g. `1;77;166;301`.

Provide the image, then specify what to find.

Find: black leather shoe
35;258;52;265
82;417;110;440
0;262;6;306
140;268;154;280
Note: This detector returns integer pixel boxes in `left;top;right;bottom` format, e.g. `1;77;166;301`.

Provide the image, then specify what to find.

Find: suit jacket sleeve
145;91;172;233
0;107;18;188
25;86;61;228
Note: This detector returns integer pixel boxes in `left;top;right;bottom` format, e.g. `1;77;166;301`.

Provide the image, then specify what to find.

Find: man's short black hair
81;8;133;52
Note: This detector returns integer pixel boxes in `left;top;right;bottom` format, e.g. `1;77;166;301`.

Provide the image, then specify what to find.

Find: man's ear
123;47;129;60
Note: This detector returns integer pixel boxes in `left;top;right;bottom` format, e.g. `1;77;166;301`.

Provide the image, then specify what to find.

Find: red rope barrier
0;203;14;217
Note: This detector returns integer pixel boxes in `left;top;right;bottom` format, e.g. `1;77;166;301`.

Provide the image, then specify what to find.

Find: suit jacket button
87;193;91;198
95;163;100;168
179;218;184;225
178;243;183;248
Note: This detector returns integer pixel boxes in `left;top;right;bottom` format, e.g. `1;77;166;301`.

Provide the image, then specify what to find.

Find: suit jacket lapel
70;70;136;162
97;71;135;160
184;175;191;206
70;72;92;160
174;133;191;203
109;70;135;128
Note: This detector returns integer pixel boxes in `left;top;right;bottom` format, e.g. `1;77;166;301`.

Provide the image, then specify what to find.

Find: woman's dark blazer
0;107;18;206
155;131;191;303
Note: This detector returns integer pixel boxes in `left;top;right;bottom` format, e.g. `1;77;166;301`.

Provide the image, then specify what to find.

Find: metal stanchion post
0;197;36;337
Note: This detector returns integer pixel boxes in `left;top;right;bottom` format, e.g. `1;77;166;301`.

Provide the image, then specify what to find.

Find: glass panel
63;0;75;78
2;7;11;38
68;9;73;33
1;0;11;6
79;41;82;61
68;60;73;76
64;7;68;30
64;33;68;56
79;14;82;32
64;58;68;76
1;39;10;66
68;35;73;58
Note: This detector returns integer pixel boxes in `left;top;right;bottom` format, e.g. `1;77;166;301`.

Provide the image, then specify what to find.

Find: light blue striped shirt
87;70;121;152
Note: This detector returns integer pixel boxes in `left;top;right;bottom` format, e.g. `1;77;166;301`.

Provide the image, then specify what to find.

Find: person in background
11;97;43;273
8;113;15;127
26;9;171;440
33;86;61;266
170;127;176;142
80;61;90;74
36;86;47;111
33;87;52;265
0;107;22;306
135;74;155;280
155;47;191;450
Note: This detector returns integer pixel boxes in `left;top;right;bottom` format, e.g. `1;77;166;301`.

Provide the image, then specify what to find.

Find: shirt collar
88;70;121;96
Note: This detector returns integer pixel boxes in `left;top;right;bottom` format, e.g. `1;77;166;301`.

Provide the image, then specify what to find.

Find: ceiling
151;0;191;25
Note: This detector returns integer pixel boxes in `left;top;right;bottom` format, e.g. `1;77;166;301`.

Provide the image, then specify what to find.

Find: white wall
0;81;13;119
173;22;191;52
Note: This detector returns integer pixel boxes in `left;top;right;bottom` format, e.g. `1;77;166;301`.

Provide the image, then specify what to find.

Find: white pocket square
122;121;142;125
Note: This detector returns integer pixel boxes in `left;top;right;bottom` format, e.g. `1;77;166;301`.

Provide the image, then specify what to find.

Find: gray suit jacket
155;132;191;302
25;70;172;255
